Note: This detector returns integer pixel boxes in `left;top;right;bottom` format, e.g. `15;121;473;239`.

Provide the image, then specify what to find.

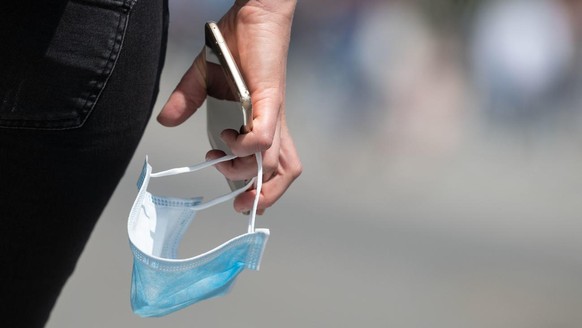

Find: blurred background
48;0;582;327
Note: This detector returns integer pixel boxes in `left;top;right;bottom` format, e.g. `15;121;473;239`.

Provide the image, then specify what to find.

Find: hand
157;0;302;213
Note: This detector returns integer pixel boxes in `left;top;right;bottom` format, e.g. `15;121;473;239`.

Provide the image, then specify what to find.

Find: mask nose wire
248;152;263;233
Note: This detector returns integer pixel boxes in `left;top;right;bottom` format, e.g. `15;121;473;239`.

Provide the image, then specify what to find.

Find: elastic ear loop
150;154;237;178
248;152;263;233
150;155;254;211
149;153;263;233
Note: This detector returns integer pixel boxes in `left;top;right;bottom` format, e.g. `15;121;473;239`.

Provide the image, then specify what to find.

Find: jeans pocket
0;0;138;130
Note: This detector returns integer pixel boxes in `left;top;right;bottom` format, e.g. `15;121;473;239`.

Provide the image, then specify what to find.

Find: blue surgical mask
127;153;268;317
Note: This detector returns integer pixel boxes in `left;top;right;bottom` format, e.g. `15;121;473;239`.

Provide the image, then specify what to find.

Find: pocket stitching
77;7;131;129
0;2;137;130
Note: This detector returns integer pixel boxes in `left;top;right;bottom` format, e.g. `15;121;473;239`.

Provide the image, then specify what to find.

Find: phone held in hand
205;21;252;191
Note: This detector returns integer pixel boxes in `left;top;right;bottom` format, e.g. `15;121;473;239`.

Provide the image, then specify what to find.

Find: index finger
220;89;282;156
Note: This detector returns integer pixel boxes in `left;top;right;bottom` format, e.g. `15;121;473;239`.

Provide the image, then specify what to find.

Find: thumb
157;50;207;127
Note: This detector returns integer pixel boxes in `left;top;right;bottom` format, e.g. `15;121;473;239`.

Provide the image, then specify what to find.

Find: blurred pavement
48;1;582;327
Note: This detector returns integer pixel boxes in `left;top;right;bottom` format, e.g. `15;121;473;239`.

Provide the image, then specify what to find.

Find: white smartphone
205;21;252;191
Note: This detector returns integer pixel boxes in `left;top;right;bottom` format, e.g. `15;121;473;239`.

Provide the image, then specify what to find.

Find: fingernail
220;130;228;142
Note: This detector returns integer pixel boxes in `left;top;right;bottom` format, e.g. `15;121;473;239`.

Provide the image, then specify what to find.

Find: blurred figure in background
354;1;467;163
470;0;578;130
289;0;469;173
288;0;371;140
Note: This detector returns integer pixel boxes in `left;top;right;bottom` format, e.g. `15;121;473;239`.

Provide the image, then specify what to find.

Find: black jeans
0;0;168;326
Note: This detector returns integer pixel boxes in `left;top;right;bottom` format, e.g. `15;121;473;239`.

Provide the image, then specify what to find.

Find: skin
157;0;302;214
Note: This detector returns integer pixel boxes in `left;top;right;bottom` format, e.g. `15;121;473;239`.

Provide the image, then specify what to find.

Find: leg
0;0;168;326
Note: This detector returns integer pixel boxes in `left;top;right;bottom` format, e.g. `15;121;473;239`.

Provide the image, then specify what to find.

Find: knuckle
216;162;239;180
262;157;278;172
255;131;274;151
214;163;232;178
260;195;277;209
290;160;303;180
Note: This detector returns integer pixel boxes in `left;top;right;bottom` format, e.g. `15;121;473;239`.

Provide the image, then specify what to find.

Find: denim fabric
0;0;169;326
0;0;138;129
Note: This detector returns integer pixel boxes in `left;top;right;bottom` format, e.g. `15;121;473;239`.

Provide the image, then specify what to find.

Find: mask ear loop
149;154;256;211
248;152;263;233
150;154;237;178
147;152;263;233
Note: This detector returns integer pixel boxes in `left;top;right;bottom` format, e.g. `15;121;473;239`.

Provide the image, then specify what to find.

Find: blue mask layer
127;154;269;317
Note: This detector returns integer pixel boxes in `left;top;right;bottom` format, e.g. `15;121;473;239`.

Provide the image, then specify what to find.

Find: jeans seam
78;3;136;128
0;2;138;130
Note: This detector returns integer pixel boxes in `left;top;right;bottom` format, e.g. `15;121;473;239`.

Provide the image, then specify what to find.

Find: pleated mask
127;153;269;317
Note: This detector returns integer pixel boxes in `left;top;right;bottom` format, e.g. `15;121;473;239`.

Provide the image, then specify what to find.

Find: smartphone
205;21;252;191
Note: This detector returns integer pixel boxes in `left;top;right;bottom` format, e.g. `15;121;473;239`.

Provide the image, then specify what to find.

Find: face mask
127;153;268;317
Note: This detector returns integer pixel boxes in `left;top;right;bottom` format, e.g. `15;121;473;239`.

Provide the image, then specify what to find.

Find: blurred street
49;1;582;327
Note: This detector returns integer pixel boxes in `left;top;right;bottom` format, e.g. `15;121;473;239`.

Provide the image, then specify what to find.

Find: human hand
157;0;302;213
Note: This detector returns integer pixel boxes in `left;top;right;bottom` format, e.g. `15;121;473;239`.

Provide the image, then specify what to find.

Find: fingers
205;149;258;181
205;122;280;182
220;91;283;157
213;115;281;180
233;173;289;213
157;50;207;127
232;126;302;213
205;121;301;215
